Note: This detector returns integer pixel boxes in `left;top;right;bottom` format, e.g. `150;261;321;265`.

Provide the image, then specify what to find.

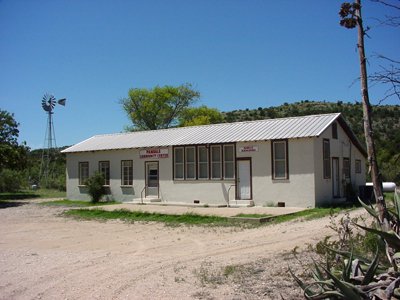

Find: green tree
178;105;224;126
122;84;200;130
0;109;29;171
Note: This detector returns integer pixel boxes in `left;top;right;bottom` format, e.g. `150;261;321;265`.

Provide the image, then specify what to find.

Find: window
121;160;133;185
174;147;184;180
343;158;350;178
211;145;222;179
323;139;331;179
332;122;338;139
198;146;209;179
355;159;361;174
185;147;196;179
272;140;288;179
173;144;235;181
99;161;110;185
223;145;235;179
79;162;89;185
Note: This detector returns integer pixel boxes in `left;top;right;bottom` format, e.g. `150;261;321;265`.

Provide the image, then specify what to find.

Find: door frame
145;161;159;198
235;157;252;200
332;157;340;198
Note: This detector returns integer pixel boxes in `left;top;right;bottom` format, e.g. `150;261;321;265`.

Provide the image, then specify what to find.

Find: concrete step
228;200;255;207
128;198;162;204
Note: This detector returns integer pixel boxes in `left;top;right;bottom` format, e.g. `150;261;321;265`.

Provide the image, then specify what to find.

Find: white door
146;162;159;197
237;159;251;200
332;158;340;197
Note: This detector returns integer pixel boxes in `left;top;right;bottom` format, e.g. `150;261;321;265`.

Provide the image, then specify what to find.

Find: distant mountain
223;100;400;183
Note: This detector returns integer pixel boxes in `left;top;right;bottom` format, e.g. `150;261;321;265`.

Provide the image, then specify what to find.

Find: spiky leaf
362;247;380;285
355;223;400;251
312;259;325;281
343;251;353;282
321;266;364;300
289;267;313;296
358;197;379;221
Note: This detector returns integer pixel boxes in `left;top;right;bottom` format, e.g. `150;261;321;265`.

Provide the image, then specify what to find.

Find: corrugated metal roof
62;113;343;153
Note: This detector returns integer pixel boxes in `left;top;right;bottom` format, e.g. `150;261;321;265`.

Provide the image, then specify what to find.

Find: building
62;113;366;207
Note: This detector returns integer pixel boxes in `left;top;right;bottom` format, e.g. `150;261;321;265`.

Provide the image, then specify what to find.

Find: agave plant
291;188;400;299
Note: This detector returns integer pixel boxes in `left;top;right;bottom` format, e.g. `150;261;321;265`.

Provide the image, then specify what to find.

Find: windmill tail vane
58;98;66;106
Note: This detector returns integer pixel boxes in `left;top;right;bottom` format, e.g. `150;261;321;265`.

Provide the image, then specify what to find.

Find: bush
41;174;66;191
86;172;106;203
0;169;26;192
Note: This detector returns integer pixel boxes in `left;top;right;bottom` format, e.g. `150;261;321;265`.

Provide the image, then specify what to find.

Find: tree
0;109;28;171
340;0;392;261
121;84;200;130
178;105;224;127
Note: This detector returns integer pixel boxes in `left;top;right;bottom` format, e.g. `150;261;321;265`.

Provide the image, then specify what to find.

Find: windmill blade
42;99;51;111
48;95;56;110
42;93;56;112
57;98;66;106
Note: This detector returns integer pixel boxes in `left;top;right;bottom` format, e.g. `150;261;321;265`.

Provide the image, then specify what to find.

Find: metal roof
62;113;362;154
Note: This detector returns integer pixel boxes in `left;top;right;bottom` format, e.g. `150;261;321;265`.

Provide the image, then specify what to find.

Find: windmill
39;93;66;186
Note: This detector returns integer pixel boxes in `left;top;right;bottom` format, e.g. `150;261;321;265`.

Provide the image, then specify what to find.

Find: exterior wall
235;140;315;207
66;147;236;205
65;124;366;207
66;149;139;202
314;121;366;207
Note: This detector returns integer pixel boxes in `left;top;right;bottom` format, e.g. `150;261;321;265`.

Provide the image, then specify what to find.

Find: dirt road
0;201;362;299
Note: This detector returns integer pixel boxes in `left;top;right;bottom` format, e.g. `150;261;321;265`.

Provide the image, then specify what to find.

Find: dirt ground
0;200;364;300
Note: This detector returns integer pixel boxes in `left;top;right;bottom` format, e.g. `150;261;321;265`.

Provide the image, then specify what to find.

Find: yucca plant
291;189;400;299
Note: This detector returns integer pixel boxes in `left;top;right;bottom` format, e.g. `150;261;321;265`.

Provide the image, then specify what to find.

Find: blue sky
0;0;398;149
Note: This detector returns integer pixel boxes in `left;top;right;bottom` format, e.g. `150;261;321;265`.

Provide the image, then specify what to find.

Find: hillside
223;101;400;183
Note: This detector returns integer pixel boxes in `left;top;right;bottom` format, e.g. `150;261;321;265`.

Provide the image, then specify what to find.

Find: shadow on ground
0;201;28;209
0;193;39;201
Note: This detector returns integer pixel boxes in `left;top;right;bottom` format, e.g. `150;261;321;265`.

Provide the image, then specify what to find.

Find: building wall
314;121;366;207
65;127;365;207
66;149;139;202
66;147;236;204
66;140;316;207
235;140;316;207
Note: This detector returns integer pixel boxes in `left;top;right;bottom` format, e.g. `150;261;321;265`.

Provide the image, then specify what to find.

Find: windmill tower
40;93;66;186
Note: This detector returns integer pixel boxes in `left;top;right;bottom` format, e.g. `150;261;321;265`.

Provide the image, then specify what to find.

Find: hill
223;100;400;183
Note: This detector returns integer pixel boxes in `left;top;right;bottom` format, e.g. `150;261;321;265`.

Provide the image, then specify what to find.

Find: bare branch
373;53;400;64
369;0;400;10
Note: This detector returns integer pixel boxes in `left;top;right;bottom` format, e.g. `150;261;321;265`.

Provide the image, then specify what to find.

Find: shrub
41;174;66;191
0;169;26;192
85;172;106;203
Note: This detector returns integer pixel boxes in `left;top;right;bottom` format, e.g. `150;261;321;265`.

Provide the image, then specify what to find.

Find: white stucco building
62;113;366;207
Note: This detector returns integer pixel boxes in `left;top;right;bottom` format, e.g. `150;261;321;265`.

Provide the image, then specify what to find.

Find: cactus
291;189;400;299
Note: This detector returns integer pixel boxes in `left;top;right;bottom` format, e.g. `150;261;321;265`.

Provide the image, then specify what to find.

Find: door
145;162;159;197
332;158;340;198
237;159;251;200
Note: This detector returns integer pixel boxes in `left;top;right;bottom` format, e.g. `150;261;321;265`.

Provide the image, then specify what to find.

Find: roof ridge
92;112;342;138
